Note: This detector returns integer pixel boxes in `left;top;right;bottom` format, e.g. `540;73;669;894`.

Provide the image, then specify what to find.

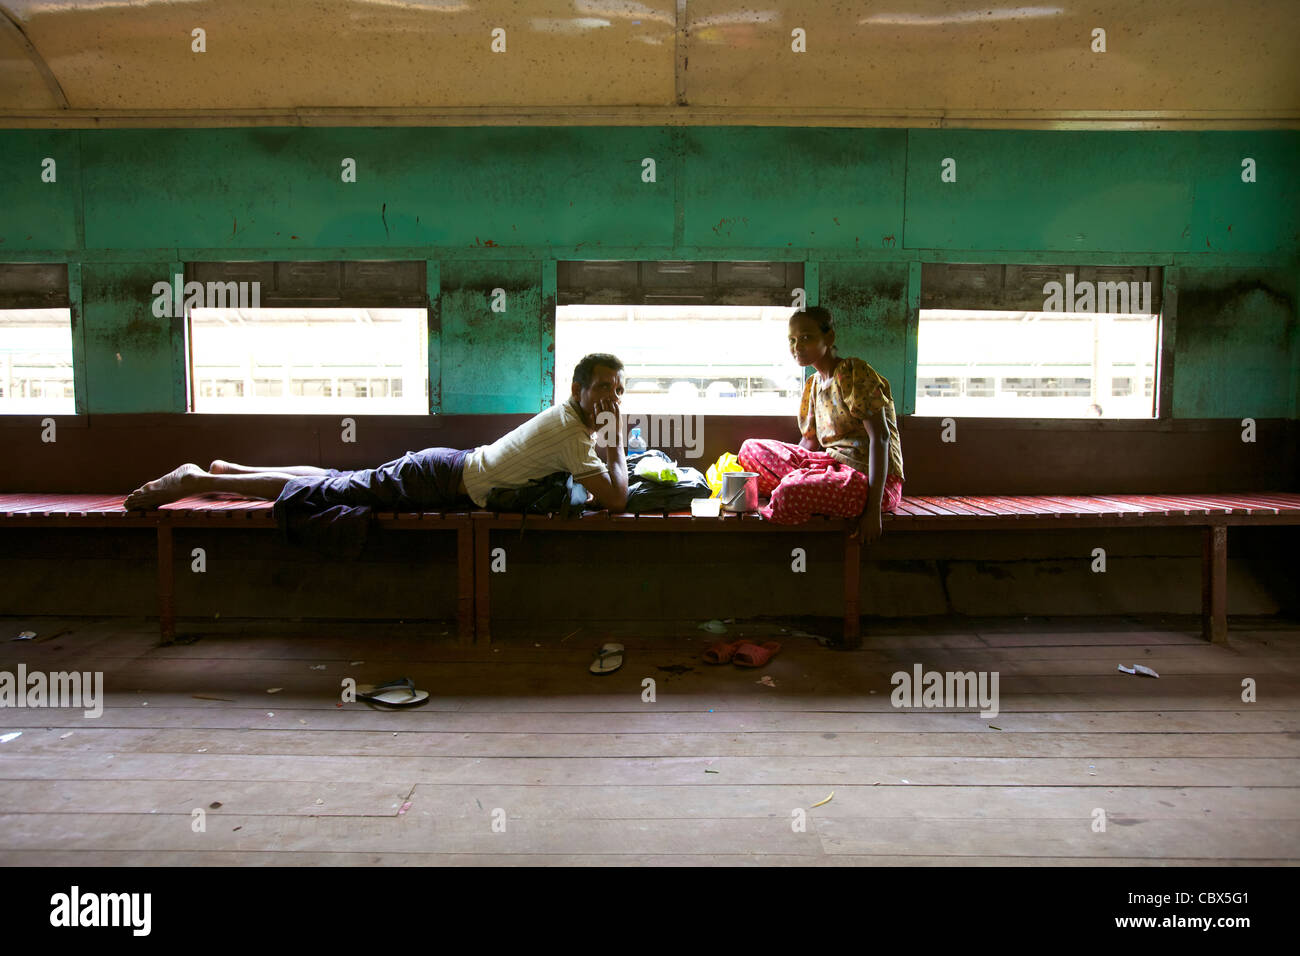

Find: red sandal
733;641;782;668
703;639;749;664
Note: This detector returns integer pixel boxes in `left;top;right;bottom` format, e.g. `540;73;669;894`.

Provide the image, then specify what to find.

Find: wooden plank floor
1;614;1298;866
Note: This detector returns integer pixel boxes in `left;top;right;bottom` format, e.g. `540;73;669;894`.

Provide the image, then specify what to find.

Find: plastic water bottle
628;427;647;454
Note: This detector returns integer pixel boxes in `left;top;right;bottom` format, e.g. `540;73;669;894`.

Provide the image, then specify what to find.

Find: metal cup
721;471;759;512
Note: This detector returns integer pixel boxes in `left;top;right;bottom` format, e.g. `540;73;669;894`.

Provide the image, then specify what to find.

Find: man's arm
850;407;890;544
581;454;628;511
581;400;629;511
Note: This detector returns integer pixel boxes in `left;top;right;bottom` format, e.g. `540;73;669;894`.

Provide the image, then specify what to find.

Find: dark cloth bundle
484;471;588;517
625;450;712;513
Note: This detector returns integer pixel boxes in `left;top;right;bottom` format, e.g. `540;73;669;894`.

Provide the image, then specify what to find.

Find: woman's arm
851;407;891;543
798;434;820;451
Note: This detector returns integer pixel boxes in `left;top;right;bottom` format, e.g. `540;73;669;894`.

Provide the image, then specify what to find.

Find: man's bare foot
124;463;206;510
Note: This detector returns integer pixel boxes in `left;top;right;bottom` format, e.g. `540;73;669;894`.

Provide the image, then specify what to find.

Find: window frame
917;262;1168;422
182;260;430;415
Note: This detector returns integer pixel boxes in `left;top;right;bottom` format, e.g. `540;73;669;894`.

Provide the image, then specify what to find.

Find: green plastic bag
635;456;680;483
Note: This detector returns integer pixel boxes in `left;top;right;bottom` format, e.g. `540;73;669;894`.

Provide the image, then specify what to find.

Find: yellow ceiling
1;0;1296;127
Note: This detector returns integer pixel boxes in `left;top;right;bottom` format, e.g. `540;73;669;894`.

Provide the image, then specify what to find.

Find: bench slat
1190;494;1280;514
1162;495;1228;515
73;496;133;515
1145;494;1233;515
1052;495;1145;516
1056;495;1150;517
904;502;956;515
1014;497;1075;518
952;496;1041;517
912;498;965;516
991;495;1069;516
910;496;990;518
898;498;957;517
1;494;120;516
1131;495;1194;515
987;496;1063;517
932;496;1000;516
1034;495;1105;515
0;494;67;515
197;498;261;515
1;495;74;515
1235;493;1300;512
226;499;273;512
42;495;114;517
918;496;984;517
1099;495;1185;514
1216;495;1281;513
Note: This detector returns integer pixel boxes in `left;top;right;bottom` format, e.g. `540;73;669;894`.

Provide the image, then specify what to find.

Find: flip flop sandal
733;641;782;668
356;677;430;707
703;639;749;664
589;643;625;675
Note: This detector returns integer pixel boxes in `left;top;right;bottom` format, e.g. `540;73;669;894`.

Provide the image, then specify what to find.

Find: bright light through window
189;308;427;414
0;309;75;414
916;309;1159;418
555;305;804;414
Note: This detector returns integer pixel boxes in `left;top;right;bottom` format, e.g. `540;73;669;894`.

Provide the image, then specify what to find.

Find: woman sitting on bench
740;306;905;543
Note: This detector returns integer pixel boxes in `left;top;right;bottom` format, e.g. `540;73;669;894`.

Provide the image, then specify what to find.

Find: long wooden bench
3;492;1298;648
472;493;1300;647
0;494;474;645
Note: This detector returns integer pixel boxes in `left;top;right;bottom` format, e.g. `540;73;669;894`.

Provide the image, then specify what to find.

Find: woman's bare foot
209;459;235;474
124;463;206;510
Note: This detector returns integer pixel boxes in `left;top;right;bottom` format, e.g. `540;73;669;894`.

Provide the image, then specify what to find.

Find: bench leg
1201;524;1228;644
474;523;491;646
843;533;862;649
156;524;175;644
456;524;474;647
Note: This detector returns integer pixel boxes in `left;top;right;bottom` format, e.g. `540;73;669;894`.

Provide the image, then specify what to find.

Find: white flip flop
356;678;430;707
589;643;625;675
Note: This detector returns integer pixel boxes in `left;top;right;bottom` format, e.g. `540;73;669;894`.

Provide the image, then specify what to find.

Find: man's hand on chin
591;396;622;437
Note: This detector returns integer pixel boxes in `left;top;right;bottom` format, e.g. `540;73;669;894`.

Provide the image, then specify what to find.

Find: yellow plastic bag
706;452;743;498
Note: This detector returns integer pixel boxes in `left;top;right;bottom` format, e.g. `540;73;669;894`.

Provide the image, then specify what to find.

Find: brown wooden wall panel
0;414;1295;496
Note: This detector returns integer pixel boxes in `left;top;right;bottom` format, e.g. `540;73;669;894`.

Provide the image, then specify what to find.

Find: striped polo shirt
460;399;609;507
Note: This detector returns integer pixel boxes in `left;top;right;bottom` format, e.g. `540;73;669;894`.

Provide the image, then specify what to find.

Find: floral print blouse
798;357;905;481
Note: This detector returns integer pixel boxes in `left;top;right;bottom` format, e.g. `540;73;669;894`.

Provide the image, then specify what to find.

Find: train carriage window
0;264;74;415
918;264;1162;419
185;261;428;414
555;261;804;415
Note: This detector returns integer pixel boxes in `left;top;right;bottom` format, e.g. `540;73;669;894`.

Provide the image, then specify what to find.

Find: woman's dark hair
790;307;837;355
572;352;624;388
794;306;835;334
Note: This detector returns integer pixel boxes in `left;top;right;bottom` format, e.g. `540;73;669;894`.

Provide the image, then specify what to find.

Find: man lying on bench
124;353;631;555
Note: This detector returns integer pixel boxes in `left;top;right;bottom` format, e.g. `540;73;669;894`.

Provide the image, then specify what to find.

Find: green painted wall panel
682;128;906;250
1187;134;1300;255
0;131;80;251
440;260;544;414
80;262;179;413
0;127;1294;419
79;128;676;251
818;261;910;408
1173;267;1296;418
906;130;1299;254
